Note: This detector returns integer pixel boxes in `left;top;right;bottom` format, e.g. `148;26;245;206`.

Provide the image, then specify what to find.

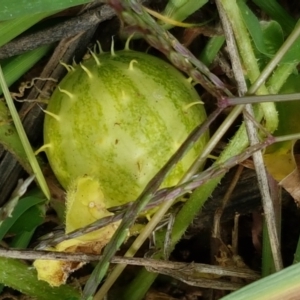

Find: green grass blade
0;12;56;47
9;229;35;248
123;269;157;300
162;0;208;29
293;234;300;264
0;44;53;95
0;0;91;20
0;66;50;200
262;222;276;276
199;35;225;66
221;262;300;300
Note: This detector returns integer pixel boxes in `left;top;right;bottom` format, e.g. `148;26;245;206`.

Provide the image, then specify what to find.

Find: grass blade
199;36;225;66
221;262;300;300
0;44;53;95
0;0;91;20
162;0;208;29
0;12;56;47
0;66;50;200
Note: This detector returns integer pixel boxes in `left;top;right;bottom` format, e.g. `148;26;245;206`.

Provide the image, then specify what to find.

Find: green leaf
163;0;208;23
0;44;53;96
237;0;268;56
0;12;55;46
221;262;300;300
260;21;284;56
0;0;91;20
237;0;284;58
252;0;296;35
272;74;300;136
280;20;300;64
238;0;300;64
0;190;46;241
8;204;45;234
10;229;35;248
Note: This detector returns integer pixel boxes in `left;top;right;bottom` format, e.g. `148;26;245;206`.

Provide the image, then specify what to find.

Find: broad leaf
238;0;300;63
0;189;46;241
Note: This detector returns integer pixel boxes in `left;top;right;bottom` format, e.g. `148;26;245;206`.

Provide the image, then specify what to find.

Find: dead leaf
280;158;300;206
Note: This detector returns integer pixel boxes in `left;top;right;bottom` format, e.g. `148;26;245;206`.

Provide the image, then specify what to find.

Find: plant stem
220;0;278;132
219;0;283;272
267;64;298;94
227;92;300;106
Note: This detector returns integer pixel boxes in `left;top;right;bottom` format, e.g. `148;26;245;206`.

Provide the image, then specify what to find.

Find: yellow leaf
34;176;120;286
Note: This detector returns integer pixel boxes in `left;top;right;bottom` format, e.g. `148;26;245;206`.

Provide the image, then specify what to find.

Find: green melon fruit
44;49;208;208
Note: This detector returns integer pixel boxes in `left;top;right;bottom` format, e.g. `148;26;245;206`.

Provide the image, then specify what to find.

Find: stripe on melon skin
44;50;208;207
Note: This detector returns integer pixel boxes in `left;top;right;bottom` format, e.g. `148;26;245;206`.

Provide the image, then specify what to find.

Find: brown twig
0;248;259;281
216;0;283;270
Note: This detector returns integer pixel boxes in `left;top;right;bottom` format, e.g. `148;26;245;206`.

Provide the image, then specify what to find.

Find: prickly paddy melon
43;49;208;208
